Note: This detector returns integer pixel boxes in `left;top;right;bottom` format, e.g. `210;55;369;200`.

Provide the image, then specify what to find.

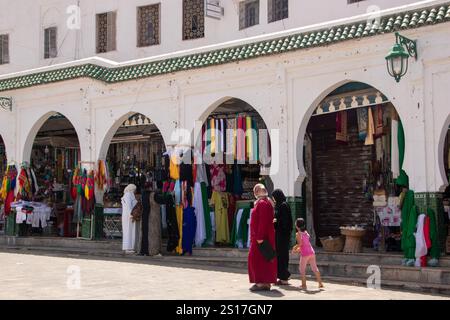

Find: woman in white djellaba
122;184;138;253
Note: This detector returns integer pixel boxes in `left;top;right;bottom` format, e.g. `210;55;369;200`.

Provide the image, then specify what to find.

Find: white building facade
1;0;450;246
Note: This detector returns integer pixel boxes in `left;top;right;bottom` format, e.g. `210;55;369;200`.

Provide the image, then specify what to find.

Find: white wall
0;0;419;74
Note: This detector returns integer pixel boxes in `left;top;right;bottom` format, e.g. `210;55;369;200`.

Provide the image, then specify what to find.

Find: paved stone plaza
0;252;448;300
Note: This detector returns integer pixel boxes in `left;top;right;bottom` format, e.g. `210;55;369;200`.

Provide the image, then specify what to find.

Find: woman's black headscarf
272;189;286;207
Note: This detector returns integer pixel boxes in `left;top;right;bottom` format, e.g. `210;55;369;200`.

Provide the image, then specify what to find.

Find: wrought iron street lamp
385;32;418;82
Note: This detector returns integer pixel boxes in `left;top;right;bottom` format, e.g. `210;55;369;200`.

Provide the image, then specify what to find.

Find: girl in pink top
293;218;324;290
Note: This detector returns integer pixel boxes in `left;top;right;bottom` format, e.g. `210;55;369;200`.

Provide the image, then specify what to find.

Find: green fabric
404;204;419;259
238;208;251;245
395;120;409;187
200;182;212;246
426;208;440;259
401;190;415;253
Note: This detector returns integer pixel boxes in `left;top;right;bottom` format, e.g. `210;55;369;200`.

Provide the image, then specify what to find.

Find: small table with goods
103;207;122;239
340;226;366;253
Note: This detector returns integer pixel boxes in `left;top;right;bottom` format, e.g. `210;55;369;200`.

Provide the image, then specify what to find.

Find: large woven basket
320;236;344;252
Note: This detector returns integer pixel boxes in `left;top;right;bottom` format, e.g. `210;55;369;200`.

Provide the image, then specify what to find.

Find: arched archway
100;112;167;195
299;81;405;249
29;113;81;190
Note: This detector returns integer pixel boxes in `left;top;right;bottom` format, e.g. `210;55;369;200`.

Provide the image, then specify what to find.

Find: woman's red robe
248;198;277;284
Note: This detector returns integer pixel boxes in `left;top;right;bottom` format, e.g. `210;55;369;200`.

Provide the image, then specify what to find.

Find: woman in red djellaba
248;184;277;291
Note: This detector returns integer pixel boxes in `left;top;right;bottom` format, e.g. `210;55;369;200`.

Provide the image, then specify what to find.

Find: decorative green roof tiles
0;2;449;92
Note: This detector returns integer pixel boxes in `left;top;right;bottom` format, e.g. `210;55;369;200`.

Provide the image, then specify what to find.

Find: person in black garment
271;189;293;285
139;179;151;256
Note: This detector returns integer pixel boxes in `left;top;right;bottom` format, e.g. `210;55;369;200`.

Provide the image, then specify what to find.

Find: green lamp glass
385;32;417;83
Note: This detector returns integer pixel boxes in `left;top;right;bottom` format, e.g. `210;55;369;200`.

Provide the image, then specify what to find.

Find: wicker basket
320;236;344;252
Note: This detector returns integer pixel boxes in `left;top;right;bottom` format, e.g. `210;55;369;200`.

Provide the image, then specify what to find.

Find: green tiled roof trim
1;3;449;92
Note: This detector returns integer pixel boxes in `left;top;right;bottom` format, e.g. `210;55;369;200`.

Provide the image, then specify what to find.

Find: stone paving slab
0;252;448;300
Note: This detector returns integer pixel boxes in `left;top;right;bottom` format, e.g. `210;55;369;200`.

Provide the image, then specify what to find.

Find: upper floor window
137;4;161;47
268;0;288;23
96;11;117;53
0;34;9;65
183;0;205;40
44;27;58;59
239;0;260;30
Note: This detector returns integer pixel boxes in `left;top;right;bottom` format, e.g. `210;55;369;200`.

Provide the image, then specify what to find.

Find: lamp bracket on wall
396;32;417;60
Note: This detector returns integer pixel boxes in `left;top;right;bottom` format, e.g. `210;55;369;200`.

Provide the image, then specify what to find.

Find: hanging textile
375;105;384;137
365;107;375;145
176;205;183;255
196;163;209;186
251;118;258;162
356;107;368;141
201;182;212;245
426;208;440;260
169;152;180;180
211;191;230;244
391;119;400;179
231;208;244;248
259;128;270;166
182;206;197;255
414;214;427;267
226;118;237;160
336;111;348;143
233;164;243;196
237;116;246;162
194;182;206;247
210;119;216;154
174;179;182;205
17;165;32;201
210;164;226;192
395;120;409;187
246;116;253;160
202;124;206;155
227;194;236;233
1;165;17;216
220;118;225;154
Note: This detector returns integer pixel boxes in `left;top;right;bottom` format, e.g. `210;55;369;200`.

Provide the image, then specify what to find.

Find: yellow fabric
176;205;183;255
210;118;216;154
211;191;230;244
246;117;252;160
169;154;180;180
0;166;8;200
365;107;375;146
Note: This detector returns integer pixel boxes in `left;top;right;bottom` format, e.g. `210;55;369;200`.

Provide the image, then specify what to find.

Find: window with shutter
268;0;288;23
183;0;205;40
96;11;116;53
239;0;260;30
0;34;9;65
44;27;57;59
137;4;160;47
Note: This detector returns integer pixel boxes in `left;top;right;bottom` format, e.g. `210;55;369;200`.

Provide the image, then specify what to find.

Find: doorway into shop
303;82;405;252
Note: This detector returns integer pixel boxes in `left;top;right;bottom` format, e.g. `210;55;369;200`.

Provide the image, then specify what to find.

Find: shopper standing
248;184;277;292
122;184;138;253
272;189;293;285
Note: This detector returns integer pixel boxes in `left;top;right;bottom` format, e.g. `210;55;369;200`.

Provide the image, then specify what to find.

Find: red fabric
4;190;15;216
227;194;236;232
248;198;277;284
424;216;431;249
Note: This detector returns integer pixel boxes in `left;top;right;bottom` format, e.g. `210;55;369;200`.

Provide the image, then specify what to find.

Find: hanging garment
233;164;244;196
259;128;271;166
231;208;244;248
176;205;183;255
375;138;383;161
139;191;150;255
209;210;216;245
336;111;348;143
182;206;197;255
193;182;206;247
226;118;237;160
247;209;252;249
391;120;400;179
237;116;246;162
251;118;259;162
210;164;226;192
174;179;182;205
210;119;216;154
148;191;162;255
161;204;167;230
401;190;414;258
365;107;375;145
206;120;211;155
121;191;138;251
169;153;180;180
227;194;236;234
426;208;440;260
422;215;431;267
375;105;384;137
414;214;427;267
196;163;209;186
248;198;277;284
356;107;368;141
180;163;194;187
215;119;220;154
201;182;212;246
211;191;230;244
246;117;253;160
404;205;419;261
395;120;409;187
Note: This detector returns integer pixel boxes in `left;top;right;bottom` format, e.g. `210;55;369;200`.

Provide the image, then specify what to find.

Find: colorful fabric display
211;191;230;244
237;116;246;162
210;119;216;154
226;119;237;160
193;182;206;247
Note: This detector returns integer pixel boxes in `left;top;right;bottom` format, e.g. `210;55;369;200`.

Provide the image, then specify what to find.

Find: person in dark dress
272;189;293;285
